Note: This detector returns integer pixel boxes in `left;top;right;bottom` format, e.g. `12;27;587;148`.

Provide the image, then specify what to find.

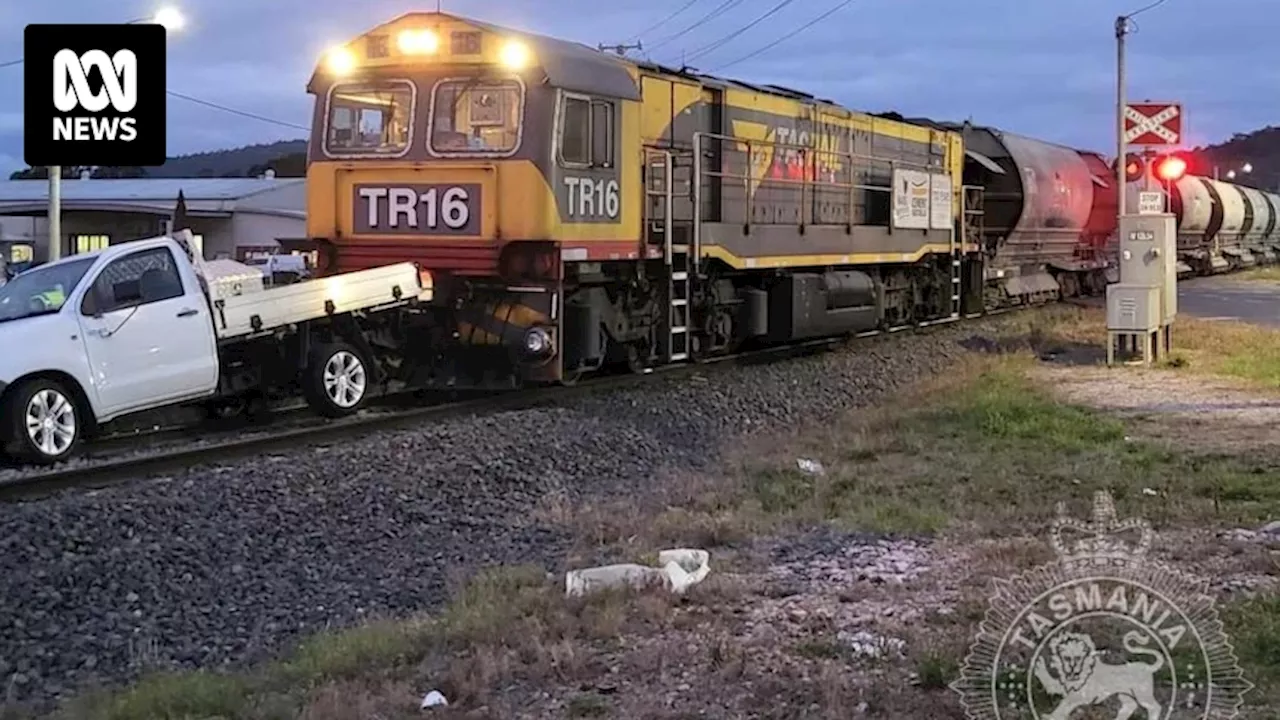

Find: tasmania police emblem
951;491;1251;719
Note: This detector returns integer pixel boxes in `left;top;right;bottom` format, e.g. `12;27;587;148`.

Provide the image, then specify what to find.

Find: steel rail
0;301;1069;501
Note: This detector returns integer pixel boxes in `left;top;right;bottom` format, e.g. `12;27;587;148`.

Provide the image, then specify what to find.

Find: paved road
1177;275;1280;327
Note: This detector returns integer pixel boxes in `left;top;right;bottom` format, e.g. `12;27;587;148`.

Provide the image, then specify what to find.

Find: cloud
0;151;21;179
0;113;22;134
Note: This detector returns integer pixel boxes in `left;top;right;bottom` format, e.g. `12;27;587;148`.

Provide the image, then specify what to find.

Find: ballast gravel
0;323;994;709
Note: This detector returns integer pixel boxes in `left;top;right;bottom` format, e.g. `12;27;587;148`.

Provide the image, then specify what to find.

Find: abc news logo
53;49;139;142
24;24;167;167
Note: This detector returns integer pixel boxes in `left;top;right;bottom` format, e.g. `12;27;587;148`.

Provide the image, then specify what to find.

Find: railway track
0;301;1069;501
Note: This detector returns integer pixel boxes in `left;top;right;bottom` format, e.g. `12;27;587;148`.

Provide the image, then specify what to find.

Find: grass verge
22;307;1280;718
1025;304;1280;386
737;354;1280;537
1236;265;1280;284
39;565;705;720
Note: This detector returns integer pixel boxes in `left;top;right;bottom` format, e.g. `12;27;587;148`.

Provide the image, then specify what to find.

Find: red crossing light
1123;154;1144;183
1154;154;1187;182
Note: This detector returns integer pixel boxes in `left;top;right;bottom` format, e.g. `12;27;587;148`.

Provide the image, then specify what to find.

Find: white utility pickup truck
0;231;428;464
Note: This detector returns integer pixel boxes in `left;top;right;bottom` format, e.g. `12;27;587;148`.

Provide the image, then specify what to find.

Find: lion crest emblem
951;491;1251;719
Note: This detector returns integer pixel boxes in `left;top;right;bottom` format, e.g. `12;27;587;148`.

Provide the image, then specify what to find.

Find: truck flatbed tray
211;262;423;339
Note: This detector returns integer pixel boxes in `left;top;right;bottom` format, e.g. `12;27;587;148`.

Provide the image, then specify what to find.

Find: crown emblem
1049;491;1152;566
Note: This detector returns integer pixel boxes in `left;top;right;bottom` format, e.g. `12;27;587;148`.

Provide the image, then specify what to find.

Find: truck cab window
429;80;523;155
558;96;614;167
86;247;184;315
325;82;413;156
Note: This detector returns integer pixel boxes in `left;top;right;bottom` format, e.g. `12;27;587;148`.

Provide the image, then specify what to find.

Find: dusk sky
1;0;1276;177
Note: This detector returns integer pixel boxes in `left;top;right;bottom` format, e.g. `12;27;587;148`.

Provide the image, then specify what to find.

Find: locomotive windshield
428;79;523;156
324;81;413;156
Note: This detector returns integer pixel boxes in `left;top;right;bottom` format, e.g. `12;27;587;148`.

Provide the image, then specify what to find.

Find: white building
0;177;306;264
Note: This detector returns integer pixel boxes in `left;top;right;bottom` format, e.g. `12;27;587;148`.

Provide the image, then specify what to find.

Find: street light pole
39;7;185;264
48;167;61;262
1115;15;1128;217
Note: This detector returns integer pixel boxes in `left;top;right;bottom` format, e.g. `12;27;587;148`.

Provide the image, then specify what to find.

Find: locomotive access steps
667;244;691;362
644;145;692;364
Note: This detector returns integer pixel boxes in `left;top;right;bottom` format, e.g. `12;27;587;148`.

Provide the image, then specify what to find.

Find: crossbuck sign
1124;103;1182;146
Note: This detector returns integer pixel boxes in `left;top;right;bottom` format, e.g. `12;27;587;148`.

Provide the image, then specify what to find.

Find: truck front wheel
4;378;83;464
303;342;371;418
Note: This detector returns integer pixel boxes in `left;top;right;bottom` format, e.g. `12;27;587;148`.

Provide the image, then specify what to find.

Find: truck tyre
4;378;83;464
303;342;371;418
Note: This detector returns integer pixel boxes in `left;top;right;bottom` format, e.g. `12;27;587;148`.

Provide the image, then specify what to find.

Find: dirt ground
393;346;1280;719
42;309;1280;720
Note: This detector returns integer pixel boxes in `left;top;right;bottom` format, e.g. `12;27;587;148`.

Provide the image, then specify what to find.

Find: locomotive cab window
558;95;614;168
325;82;413;156
429;79;523;155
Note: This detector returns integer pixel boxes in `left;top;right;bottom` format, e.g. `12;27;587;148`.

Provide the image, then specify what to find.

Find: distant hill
1190;126;1280;192
151;140;308;178
8;139;308;180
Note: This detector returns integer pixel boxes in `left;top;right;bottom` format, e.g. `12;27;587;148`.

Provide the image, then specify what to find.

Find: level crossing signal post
1108;100;1184;366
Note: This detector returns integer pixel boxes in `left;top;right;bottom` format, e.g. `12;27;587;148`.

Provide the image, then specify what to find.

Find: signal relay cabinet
1116;213;1178;323
1106;213;1178;364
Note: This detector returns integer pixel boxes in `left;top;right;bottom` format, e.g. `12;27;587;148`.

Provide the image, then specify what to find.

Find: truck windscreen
0;257;95;322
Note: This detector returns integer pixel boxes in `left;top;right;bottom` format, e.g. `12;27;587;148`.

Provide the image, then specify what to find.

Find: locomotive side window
591;101;615;168
324;81;414;156
558;94;615;168
429;79;524;156
560;97;591;165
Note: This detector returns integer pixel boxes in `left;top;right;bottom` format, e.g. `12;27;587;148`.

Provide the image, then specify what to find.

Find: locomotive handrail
690;130;947;173
692;136;702;261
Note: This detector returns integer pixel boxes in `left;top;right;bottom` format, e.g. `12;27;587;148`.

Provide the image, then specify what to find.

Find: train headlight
523;327;552;356
325;46;356;76
499;39;530;70
397;29;439;54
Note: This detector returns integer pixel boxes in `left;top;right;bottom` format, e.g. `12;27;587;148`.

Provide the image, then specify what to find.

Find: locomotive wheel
3;378;83;465
625;342;651;374
303;341;371;418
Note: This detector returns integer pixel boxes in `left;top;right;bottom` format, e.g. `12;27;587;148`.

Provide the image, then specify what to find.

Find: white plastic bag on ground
796;458;826;476
565;548;710;597
420;690;448;708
